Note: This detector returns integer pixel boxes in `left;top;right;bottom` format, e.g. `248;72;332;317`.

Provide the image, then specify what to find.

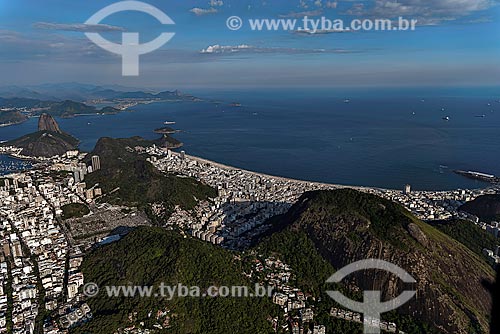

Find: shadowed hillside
84;137;217;222
257;189;494;334
5;113;79;157
460;194;500;221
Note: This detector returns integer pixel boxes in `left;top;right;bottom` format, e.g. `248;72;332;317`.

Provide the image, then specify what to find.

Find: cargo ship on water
454;170;499;184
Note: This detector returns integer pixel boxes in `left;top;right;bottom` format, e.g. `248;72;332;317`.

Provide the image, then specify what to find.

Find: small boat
442;116;450;121
475;114;486;118
164;121;176;125
441;107;446;111
344;99;350;103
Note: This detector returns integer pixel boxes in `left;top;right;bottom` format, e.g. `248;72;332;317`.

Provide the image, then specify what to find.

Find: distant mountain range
0;97;53;109
0;97;120;121
0;82;201;102
0;83;203;126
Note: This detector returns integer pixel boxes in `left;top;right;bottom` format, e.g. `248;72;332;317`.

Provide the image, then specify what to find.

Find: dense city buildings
0;143;498;333
147;147;498;250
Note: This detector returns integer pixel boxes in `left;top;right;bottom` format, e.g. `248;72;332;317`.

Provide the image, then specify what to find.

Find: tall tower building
73;170;80;183
11;241;23;258
2;241;10;258
92;155;101;172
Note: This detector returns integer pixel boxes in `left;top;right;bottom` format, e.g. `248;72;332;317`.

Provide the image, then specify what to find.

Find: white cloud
280;10;323;18
346;0;495;25
325;1;338;9
345;3;365;16
190;1;224;16
209;0;224;7
200;44;253;54
0;30;22;42
33;22;125;32
189;7;218;16
200;44;353;55
294;28;352;35
467;17;493;23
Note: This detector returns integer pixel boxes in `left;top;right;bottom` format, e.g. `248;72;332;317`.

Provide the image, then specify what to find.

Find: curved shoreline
0;119;28;128
181;152;490;194
0;144;493;193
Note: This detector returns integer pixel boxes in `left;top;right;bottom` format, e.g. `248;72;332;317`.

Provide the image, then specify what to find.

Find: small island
153;126;183;149
153;126;179;135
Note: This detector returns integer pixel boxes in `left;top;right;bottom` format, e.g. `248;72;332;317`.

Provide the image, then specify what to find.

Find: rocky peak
38;113;62;133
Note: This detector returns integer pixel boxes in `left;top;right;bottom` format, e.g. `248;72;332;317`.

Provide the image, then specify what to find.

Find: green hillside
73;227;275;334
84;137;217;221
429;219;498;260
460;194;500;221
6;130;79;157
46;100;120;117
256;189;494;334
71;189;496;334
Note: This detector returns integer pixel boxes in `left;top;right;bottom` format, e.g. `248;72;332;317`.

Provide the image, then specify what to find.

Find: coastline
0;119;28;128
183;153;352;189
0;98;204;128
0;141;493;193
160;149;497;223
0;149;41;163
0;154;34;176
181;152;486;194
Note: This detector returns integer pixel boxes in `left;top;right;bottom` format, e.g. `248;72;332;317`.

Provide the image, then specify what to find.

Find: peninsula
4;113;79;157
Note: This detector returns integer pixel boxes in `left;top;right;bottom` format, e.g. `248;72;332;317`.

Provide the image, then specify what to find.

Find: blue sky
0;0;499;89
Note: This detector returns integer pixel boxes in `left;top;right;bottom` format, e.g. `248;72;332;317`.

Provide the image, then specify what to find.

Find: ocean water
0;90;498;190
0;155;32;176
